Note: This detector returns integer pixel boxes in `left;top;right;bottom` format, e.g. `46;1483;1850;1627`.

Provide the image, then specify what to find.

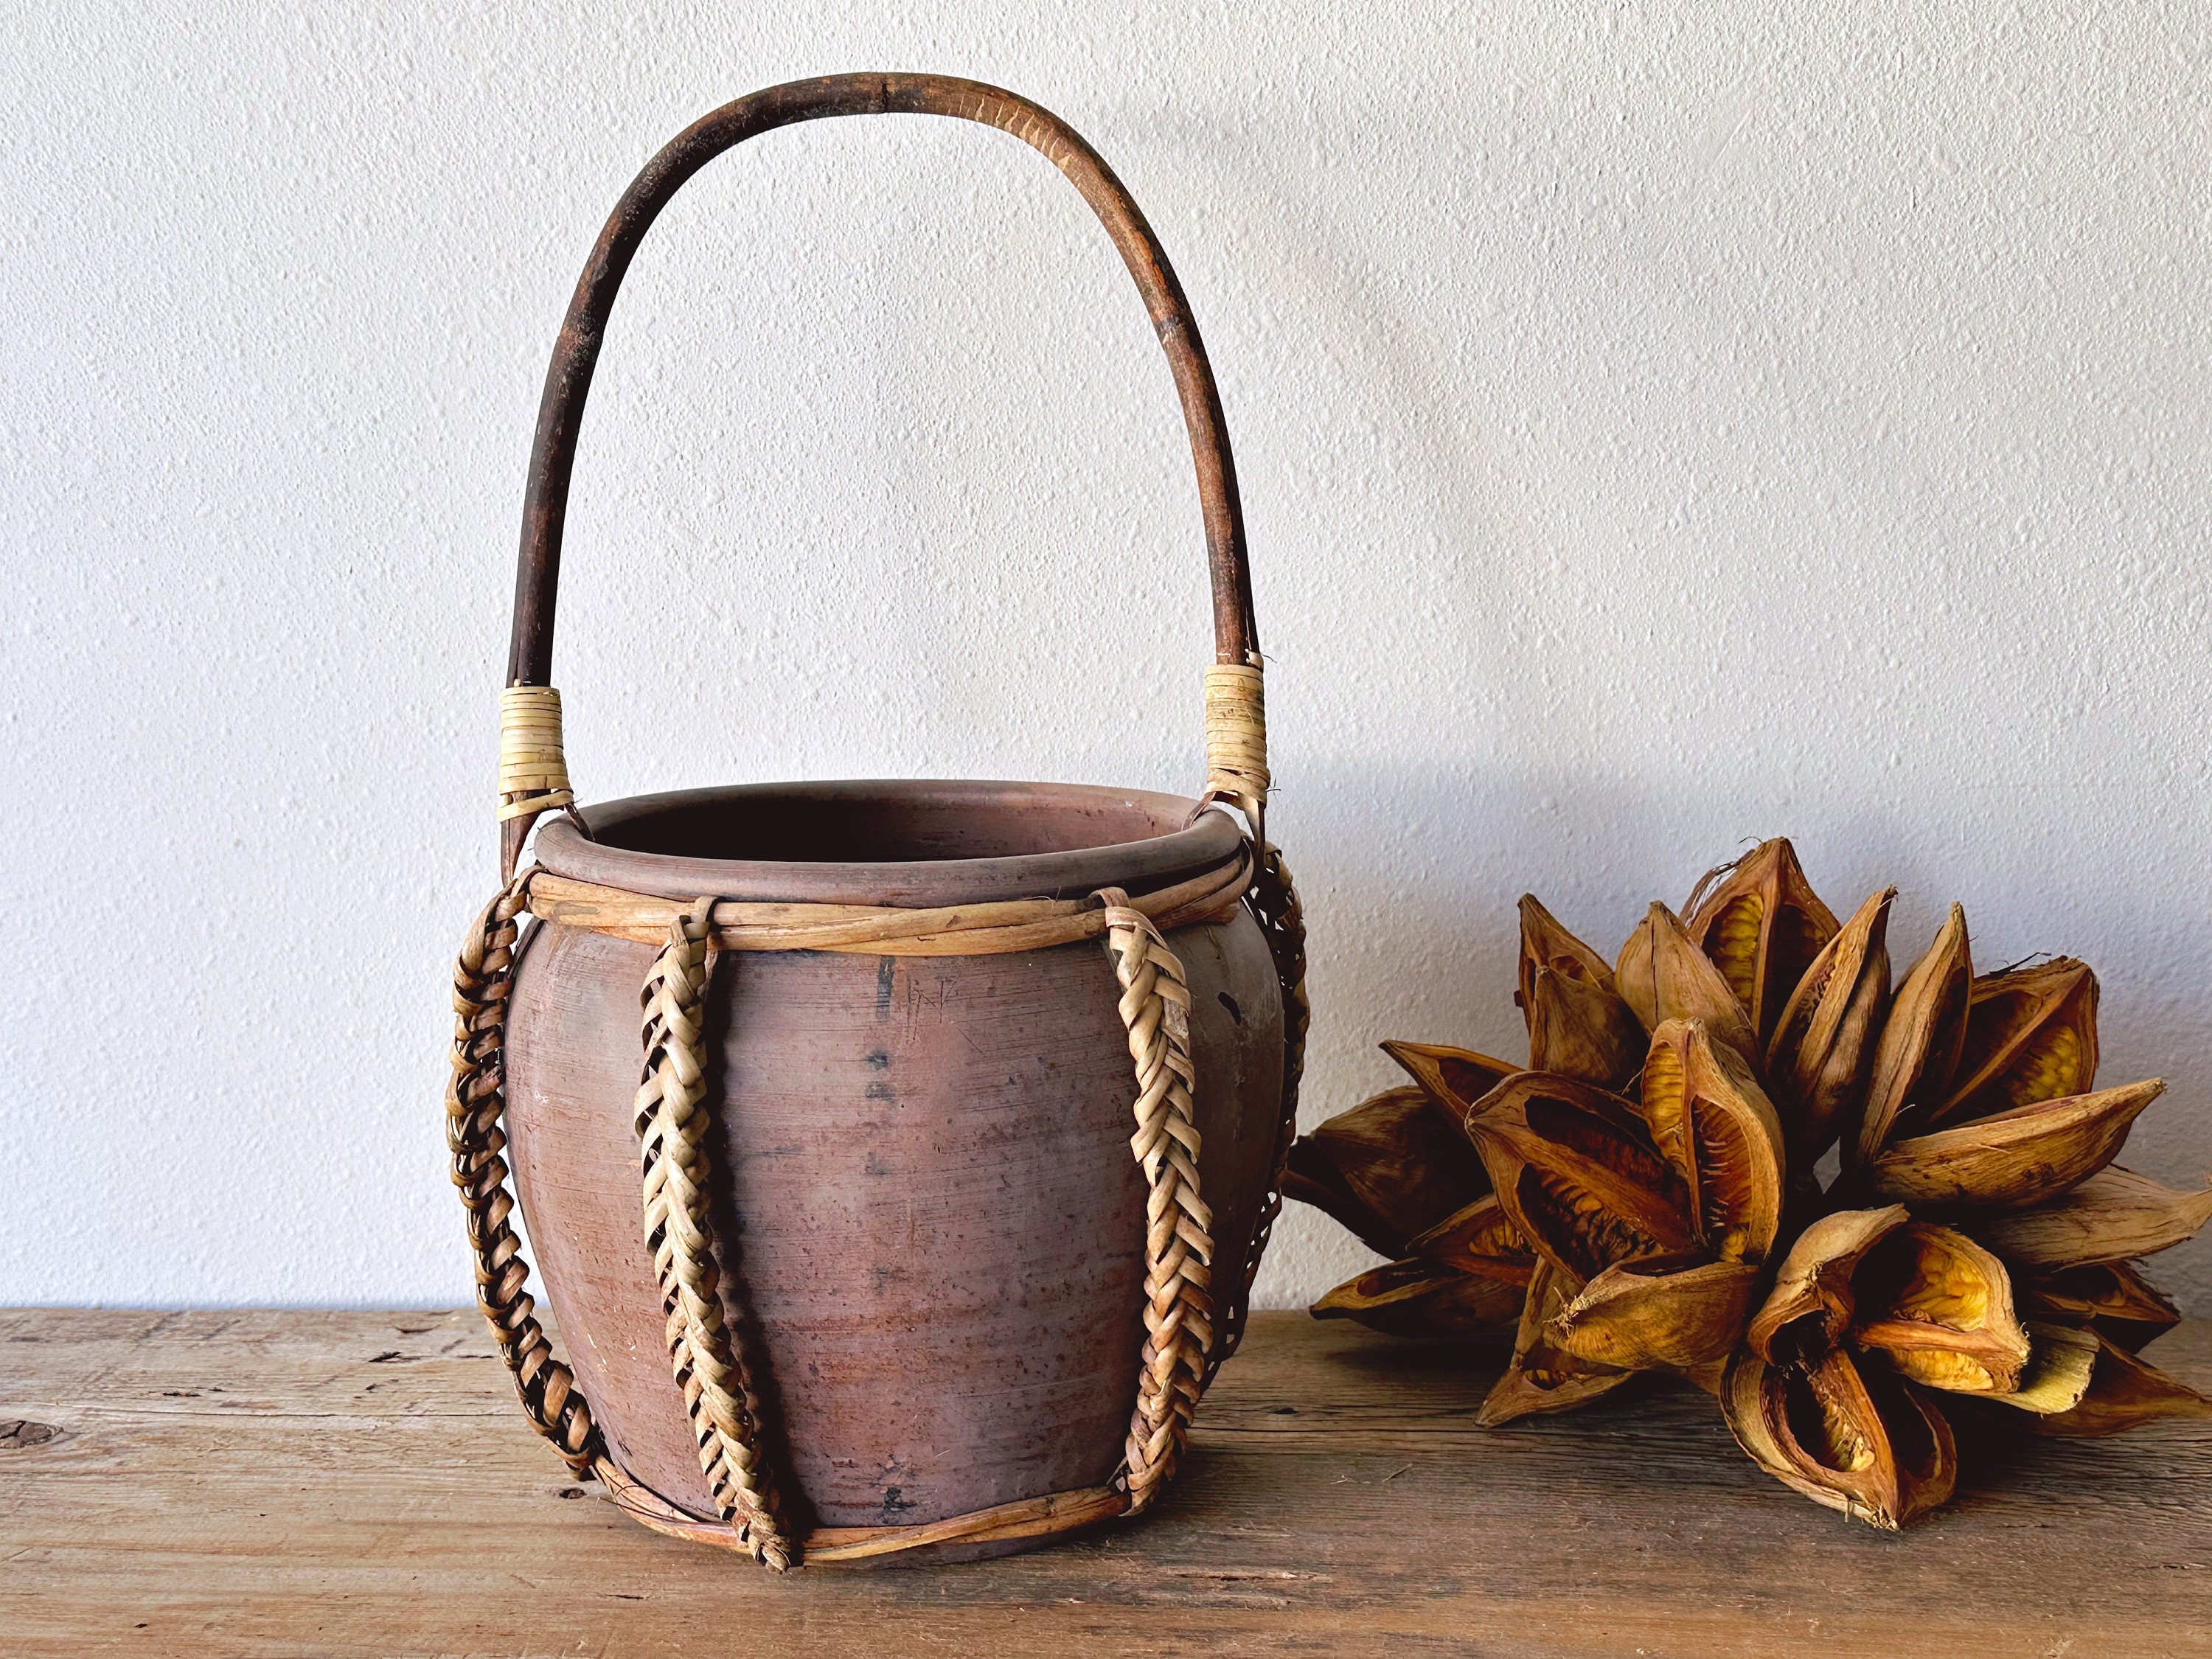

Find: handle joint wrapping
1202;663;1269;836
498;685;575;824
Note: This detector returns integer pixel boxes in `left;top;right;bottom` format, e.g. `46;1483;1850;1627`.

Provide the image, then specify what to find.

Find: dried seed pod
1852;904;1972;1166
1934;958;2099;1127
1550;1253;1762;1380
1747;1205;1913;1363
1517;896;1648;1088
1279;1167;1385;1253
1683;838;1842;1047
1310;1258;1526;1338
1404;1195;1537;1285
1982;1322;2101;1416
1462;1073;1697;1284
1285;1084;1494;1257
1720;1345;1957;1531
1380;1041;1521;1115
1965;1165;2212;1270
1860;1079;2163;1211
1639;1019;1787;1260
1849;1224;2031;1396
1764;888;1893;1161
2019;1262;2183;1352
2034;1332;2212;1436
1527;964;1649;1089
1517;894;1628;1017
1476;1259;1632;1427
1615;902;1759;1063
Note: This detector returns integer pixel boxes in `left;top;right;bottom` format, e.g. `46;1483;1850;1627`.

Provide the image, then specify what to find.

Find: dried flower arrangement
1287;839;2212;1527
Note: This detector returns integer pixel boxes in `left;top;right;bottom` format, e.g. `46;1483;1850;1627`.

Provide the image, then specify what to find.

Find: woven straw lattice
633;898;796;1569
1208;844;1307;1382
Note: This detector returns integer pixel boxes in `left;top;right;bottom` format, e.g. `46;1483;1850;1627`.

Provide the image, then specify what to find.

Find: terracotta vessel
451;72;1304;1565
507;782;1286;1547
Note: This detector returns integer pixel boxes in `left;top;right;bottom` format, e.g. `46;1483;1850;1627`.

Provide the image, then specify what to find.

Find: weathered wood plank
5;1310;2208;1658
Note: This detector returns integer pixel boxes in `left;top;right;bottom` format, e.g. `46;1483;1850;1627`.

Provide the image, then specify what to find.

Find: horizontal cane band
523;851;1251;956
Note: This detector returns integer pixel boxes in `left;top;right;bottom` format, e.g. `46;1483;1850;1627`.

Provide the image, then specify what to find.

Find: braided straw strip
1206;843;1308;1384
1096;886;1214;1515
445;879;599;1472
1202;664;1268;834
498;684;575;823
634;897;796;1570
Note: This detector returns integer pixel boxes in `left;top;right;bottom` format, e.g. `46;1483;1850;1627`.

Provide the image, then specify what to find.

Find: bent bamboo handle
502;73;1264;875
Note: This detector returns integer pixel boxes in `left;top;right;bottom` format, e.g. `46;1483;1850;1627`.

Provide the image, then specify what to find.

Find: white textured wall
5;3;2211;1312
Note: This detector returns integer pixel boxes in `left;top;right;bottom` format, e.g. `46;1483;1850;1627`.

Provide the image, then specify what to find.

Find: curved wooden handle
508;71;1259;689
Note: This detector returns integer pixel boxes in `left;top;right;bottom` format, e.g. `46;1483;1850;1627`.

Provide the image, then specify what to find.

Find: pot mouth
531;779;1245;908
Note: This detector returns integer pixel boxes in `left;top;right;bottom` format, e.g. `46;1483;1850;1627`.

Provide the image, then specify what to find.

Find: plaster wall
5;2;2209;1311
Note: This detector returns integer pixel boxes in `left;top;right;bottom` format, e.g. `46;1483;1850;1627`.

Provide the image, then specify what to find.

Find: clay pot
504;781;1286;1550
481;73;1297;1561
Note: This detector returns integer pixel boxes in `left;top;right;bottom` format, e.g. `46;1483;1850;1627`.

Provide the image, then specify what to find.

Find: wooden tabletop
7;1307;2209;1657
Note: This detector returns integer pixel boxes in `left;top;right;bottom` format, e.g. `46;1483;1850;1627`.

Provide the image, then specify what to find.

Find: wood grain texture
5;1309;2209;1657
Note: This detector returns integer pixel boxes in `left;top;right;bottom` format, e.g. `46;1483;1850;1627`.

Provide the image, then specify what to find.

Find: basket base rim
594;1453;1131;1567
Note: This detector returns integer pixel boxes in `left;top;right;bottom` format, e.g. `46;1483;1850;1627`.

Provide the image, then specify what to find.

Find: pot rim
532;779;1245;908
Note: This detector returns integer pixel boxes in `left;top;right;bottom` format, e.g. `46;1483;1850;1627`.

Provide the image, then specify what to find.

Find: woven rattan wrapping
447;842;1304;1565
1202;664;1269;832
497;685;574;824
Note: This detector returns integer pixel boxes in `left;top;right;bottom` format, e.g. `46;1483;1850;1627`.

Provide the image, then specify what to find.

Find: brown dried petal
1934;958;2099;1127
1720;1345;1957;1531
1853;904;1972;1166
1279;1160;1397;1256
1615;902;1760;1064
1747;1205;1913;1364
1982;1322;2101;1416
1462;1073;1697;1284
1517;893;1624;1011
1639;1019;1787;1260
1861;1079;2163;1211
2019;1262;2183;1352
1683;838;1842;1048
1518;896;1649;1087
1289;1084;1494;1256
1550;1253;1762;1380
1404;1195;1537;1285
1849;1224;2031;1396
1476;1260;1632;1427
1527;964;1649;1089
1764;887;1893;1161
1975;1166;2212;1270
2034;1331;2212;1436
1310;1258;1526;1338
1380;1041;1522;1116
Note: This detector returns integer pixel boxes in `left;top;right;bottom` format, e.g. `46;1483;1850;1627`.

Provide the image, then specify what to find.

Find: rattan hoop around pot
445;72;1308;1568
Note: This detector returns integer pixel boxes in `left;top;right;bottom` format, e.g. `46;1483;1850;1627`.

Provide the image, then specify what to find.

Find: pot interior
532;779;1242;907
